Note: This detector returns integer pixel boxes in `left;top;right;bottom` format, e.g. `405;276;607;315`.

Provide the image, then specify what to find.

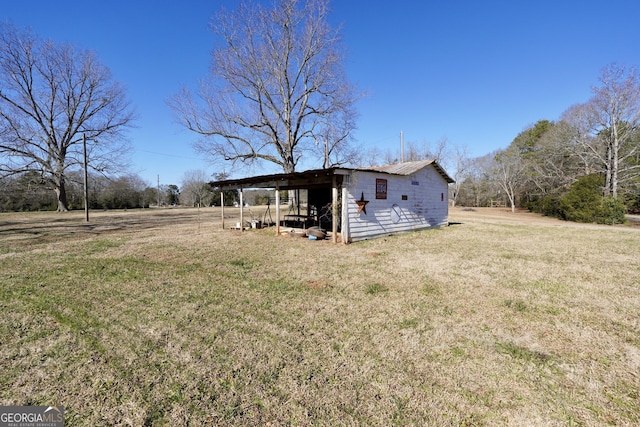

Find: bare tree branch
0;23;135;211
169;0;359;174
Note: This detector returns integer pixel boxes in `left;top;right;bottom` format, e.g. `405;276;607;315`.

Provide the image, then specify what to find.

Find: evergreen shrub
596;197;627;225
558;174;627;224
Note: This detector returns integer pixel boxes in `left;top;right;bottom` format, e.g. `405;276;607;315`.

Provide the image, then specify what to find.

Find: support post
221;190;225;229
275;184;280;235
239;188;244;232
341;185;349;244
332;175;338;244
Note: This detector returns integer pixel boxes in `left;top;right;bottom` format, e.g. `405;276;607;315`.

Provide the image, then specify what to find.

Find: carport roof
209;167;350;190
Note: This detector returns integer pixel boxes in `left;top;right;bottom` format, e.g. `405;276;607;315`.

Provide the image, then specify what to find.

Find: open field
1;207;639;426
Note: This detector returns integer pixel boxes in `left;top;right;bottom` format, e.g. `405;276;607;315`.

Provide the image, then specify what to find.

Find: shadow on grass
0;209;216;239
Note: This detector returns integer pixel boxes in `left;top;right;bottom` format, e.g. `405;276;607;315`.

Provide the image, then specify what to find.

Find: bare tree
312;118;361;169
180;169;213;208
587;64;640;198
0;23;135;211
403;140;425;162
561;64;640;199
455;152;500;207
560;105;606;177
493;146;526;212
360;145;384;167
385;137;452;166
170;0;359;174
450;144;471;207
525;127;570;195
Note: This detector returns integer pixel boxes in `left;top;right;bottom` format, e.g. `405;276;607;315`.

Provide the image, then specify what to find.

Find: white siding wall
344;166;449;242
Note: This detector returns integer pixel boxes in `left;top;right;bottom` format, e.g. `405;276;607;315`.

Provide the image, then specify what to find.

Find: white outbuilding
210;159;454;243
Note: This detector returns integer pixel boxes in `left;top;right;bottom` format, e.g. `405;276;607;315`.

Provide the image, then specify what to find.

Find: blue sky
3;0;640;187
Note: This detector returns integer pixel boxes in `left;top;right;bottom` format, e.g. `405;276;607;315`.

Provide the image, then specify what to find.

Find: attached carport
209;168;351;244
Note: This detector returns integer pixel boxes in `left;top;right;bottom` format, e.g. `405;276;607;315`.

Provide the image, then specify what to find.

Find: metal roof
357;159;454;183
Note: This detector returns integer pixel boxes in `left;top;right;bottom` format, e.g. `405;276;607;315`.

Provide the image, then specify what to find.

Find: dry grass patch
1;207;639;425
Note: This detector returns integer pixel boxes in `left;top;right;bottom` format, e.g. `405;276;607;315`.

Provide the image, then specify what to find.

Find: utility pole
157;174;161;207
400;130;404;163
83;133;89;222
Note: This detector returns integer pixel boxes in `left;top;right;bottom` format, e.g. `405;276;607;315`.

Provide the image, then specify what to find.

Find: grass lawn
1;207;639;426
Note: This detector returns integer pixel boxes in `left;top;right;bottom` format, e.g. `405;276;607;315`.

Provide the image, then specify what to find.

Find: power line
134;148;202;161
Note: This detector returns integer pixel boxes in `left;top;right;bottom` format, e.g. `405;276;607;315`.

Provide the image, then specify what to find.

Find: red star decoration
355;192;369;214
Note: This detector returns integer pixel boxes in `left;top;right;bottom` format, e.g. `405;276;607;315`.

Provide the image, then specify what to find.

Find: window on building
376;179;387;199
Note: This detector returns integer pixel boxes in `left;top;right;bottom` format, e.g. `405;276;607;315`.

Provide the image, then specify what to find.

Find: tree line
454;63;640;222
0;170;245;212
1;171;154;211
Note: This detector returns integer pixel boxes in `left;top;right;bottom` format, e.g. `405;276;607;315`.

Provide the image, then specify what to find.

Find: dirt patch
305;281;333;290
